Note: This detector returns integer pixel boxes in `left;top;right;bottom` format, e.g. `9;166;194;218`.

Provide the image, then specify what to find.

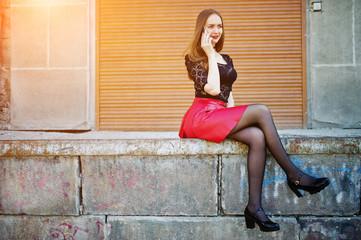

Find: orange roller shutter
96;0;306;130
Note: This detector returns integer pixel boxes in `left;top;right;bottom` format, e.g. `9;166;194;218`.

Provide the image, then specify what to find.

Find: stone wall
308;0;361;128
0;0;10;130
0;136;360;239
8;0;90;130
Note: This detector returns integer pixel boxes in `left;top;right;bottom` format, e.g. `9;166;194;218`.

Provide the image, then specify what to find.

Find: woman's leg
229;126;270;221
228;104;315;186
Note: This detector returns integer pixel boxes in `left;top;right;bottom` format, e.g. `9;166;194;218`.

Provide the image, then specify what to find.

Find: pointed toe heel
288;172;330;198
244;207;280;232
309;177;330;194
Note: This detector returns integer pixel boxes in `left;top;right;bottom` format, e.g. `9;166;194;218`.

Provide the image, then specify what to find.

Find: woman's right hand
201;29;215;57
202;28;220;96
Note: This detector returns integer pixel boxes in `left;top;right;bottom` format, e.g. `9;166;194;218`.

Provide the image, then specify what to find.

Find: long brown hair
185;9;225;72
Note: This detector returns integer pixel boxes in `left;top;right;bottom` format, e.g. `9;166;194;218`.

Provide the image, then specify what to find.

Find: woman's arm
202;30;220;96
227;92;234;108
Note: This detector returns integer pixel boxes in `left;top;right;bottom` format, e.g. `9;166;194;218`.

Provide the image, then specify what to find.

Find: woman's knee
255;104;271;115
248;127;266;148
248;104;272;122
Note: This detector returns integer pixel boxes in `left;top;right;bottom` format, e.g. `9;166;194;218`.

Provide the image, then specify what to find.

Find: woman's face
204;14;223;47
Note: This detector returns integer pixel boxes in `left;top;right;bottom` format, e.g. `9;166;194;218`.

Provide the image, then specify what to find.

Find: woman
179;9;330;232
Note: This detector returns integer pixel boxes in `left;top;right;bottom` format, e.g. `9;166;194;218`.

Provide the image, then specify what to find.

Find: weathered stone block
0;38;10;69
0;156;79;215
0;70;10;124
0;108;10;121
310;0;354;64
82;155;218;215
108;216;299;240
10;69;88;130
0;70;10;95
299;217;361;240
0;215;107;240
49;4;87;67
11;6;48;68
222;154;360;216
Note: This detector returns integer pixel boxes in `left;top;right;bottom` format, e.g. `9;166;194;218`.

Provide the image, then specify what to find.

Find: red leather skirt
179;97;249;143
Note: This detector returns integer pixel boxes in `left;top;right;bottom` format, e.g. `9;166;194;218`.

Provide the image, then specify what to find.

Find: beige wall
10;0;90;130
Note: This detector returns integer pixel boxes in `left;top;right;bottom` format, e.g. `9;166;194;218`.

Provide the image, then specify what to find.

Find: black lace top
185;54;237;103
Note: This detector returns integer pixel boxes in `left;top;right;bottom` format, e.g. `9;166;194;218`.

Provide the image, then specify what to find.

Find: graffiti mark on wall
27;218;109;239
0;161;72;213
84;167;167;210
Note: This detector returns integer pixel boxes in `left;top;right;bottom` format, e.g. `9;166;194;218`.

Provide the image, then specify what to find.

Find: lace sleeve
185;55;207;92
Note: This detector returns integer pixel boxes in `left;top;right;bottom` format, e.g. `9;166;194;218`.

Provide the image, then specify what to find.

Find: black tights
228;104;315;221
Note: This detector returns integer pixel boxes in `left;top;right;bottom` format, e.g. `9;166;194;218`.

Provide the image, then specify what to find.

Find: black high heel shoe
244;207;280;232
287;172;330;198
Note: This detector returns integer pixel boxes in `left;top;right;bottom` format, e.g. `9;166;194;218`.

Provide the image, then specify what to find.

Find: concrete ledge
2;129;361;140
0;130;360;157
